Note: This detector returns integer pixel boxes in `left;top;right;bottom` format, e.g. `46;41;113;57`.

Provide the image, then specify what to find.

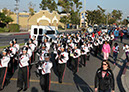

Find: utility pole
15;0;19;24
84;0;86;11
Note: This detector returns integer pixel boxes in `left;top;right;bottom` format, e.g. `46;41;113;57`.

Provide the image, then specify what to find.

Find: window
19;15;29;17
46;30;55;34
34;28;37;34
39;28;43;34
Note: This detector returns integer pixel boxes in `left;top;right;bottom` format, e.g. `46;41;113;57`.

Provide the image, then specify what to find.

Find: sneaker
17;88;23;92
23;88;28;91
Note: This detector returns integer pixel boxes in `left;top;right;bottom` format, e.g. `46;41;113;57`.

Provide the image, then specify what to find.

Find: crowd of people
0;27;129;92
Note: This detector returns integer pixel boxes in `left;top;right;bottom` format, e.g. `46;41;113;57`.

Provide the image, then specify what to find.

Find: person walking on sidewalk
119;31;124;43
102;41;111;60
112;43;119;65
95;60;115;92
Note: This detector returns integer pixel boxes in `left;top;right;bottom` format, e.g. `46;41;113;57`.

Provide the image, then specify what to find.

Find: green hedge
0;27;9;32
8;24;20;32
0;24;20;32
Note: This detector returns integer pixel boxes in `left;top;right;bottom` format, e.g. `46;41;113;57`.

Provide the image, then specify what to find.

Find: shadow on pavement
116;60;126;92
73;74;93;92
31;87;38;92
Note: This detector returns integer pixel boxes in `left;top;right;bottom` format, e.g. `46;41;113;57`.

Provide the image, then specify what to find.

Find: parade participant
43;37;51;51
119;30;124;43
55;45;69;83
24;42;32;58
13;38;20;52
98;38;104;54
0;49;10;90
28;38;36;63
37;53;53;92
8;41;17;74
112;43;119;65
13;38;20;66
95;60;115;92
93;39;99;57
37;43;47;62
102;41;111;60
17;47;30;92
110;33;114;47
81;42;89;66
122;44;129;61
114;28;119;40
71;44;81;74
32;36;38;47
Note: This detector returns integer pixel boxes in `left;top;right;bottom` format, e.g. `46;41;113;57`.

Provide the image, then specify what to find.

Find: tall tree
1;8;14;16
40;0;57;12
39;0;48;10
60;16;70;30
0;12;13;27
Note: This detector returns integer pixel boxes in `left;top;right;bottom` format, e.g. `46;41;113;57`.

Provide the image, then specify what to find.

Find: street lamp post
15;0;19;24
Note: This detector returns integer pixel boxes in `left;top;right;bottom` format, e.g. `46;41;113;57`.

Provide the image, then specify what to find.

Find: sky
0;0;129;19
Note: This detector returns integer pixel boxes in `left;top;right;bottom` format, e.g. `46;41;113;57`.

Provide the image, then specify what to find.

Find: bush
8;24;20;32
0;27;9;32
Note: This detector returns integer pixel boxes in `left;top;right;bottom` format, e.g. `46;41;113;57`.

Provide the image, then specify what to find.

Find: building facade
10;10;66;30
80;11;88;28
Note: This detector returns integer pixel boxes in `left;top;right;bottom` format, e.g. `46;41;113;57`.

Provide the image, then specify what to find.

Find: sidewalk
0;31;29;36
121;62;129;91
0;29;81;36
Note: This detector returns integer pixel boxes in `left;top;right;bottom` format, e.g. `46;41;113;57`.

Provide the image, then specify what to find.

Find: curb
121;62;129;92
0;32;29;36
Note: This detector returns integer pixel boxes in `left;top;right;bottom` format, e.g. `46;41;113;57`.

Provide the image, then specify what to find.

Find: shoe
17;88;23;92
73;71;76;75
59;78;62;83
23;88;28;91
0;88;3;91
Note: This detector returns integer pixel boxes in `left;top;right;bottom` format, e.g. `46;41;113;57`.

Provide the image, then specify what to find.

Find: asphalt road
0;34;29;47
0;30;77;47
0;33;129;92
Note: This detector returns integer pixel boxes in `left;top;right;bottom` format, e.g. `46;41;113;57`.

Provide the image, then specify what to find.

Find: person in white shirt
71;44;81;74
32;36;38;47
13;38;19;52
37;53;53;92
55;45;69;83
29;39;36;63
0;49;10;90
17;47;30;92
81;42;89;67
122;44;129;61
8;41;17;74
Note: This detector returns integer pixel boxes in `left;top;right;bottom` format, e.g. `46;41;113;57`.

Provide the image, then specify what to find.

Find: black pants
81;55;86;66
8;57;15;74
72;58;79;73
0;67;8;89
17;66;30;89
94;46;98;56
87;52;90;61
40;73;50;92
57;63;66;81
120;36;123;42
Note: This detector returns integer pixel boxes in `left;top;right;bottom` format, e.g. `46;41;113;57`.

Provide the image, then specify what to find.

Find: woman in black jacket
95;60;115;92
